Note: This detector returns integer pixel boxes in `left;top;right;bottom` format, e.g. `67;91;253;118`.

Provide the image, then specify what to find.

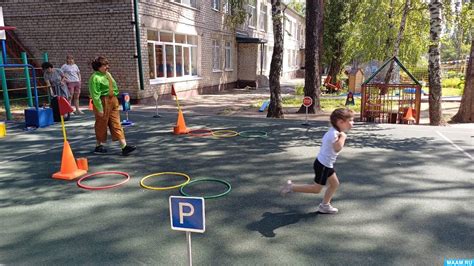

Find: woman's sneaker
121;145;136;156
280;180;293;196
94;145;107;154
318;203;338;214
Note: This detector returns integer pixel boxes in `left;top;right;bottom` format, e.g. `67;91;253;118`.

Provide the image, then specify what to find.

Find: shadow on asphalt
247;211;319;237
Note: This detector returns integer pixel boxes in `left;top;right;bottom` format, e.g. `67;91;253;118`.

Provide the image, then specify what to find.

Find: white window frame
212;39;221;71
212;0;220;11
147;30;199;84
224;41;233;71
223;0;231;14
174;0;197;8
259;3;267;32
248;0;257;28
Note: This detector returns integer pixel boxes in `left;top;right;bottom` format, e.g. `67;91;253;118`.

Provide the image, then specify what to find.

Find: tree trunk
267;0;284;118
452;40;474;122
318;0;324;78
382;0;410;94
297;0;323;114
428;0;444;125
385;0;395;57
327;41;343;91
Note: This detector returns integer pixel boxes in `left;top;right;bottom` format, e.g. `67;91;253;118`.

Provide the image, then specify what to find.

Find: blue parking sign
169;196;205;233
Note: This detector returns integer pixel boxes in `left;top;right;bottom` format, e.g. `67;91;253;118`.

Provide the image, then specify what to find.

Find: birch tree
428;0;443;125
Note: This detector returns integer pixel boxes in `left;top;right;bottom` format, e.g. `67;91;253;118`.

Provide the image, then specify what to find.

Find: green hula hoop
212;130;239;138
140;172;190;191
179;178;232;199
239;130;268;138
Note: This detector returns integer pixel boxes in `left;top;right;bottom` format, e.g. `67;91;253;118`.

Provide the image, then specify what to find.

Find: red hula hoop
77;171;130;190
188;128;213;137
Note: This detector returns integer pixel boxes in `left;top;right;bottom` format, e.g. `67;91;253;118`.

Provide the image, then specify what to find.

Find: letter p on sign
170;196;205;233
179;202;194;224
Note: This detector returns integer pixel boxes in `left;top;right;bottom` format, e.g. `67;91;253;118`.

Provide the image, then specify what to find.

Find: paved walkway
136;80;463;126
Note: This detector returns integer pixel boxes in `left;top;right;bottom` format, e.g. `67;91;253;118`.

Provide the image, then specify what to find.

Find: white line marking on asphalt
436;131;473;161
0;136;94;164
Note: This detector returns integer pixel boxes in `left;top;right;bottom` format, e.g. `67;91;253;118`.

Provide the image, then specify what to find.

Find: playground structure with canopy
360;56;422;125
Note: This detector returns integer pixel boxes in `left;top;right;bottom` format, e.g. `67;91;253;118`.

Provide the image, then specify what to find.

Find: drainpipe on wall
133;0;144;91
260;43;264;76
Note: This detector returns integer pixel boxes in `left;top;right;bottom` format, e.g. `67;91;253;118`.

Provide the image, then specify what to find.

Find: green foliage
225;0;250;29
441;77;463;89
440;1;473;61
425;86;464;97
445;70;464;79
287;0;305;16
295;85;304;96
343;0;430;67
322;0;353;67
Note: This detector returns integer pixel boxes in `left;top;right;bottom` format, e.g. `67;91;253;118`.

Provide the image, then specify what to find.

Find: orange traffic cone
403;107;416;124
173;110;189;134
88;99;93;110
52;141;87;180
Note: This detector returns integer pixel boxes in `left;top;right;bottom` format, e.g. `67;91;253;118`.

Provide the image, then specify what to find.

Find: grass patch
422;86;464;96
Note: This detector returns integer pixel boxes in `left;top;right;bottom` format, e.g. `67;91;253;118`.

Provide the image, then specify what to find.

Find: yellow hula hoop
212;130;239;138
140;172;190;190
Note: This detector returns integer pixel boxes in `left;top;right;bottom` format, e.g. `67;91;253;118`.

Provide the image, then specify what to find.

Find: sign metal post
170;196;205;266
302;96;313;126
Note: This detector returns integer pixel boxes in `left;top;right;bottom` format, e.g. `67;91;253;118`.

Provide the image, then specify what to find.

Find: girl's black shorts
313;159;335;185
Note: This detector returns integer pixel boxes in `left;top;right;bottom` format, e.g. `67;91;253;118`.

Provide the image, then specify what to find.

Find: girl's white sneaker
318;203;338;214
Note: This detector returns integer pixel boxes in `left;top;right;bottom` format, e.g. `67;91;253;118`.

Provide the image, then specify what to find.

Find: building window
223;0;231;14
224;41;232;70
259;3;267;32
212;39;221;71
212;0;220;10
147;30;198;81
248;0;257;28
175;0;197;8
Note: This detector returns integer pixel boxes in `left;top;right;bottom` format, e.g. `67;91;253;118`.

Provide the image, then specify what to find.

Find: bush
442;77;462;88
445;70;464;79
295;85;304;96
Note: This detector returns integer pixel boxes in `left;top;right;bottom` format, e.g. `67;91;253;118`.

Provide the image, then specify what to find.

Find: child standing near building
280;108;354;214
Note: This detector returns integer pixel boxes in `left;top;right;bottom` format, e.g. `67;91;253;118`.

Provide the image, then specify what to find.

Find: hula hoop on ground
140;172;190;190
179;178;232;199
239;130;268;138
212;130;239;138
188;128;213;137
77;171;130;190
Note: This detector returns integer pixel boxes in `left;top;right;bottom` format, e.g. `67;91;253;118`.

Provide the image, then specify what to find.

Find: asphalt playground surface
0;109;473;265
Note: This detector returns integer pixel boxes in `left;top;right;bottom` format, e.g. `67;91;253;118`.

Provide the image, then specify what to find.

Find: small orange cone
403;107;416;124
76;157;89;171
53;141;87;180
88;99;93;110
173;110;189;134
